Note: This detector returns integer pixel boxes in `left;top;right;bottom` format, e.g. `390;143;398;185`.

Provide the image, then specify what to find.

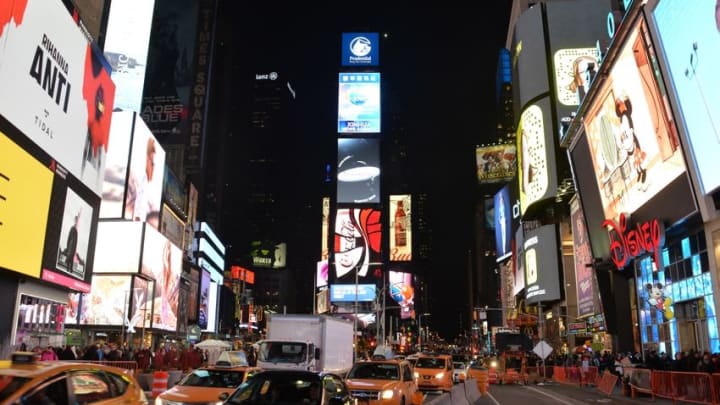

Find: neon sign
601;214;665;270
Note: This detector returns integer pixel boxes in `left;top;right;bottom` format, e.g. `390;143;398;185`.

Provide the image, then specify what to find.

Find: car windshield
0;376;31;400
179;369;246;388
348;363;399;380
415;357;445;369
258;342;307;364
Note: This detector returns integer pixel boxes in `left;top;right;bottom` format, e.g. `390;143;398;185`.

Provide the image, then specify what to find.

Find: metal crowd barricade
711;374;720;405
671;371;714;405
72;360;139;375
549;366;598;386
627;367;653;400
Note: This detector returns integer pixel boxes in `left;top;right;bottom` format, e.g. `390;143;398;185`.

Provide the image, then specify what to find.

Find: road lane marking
523;385;579;405
486;391;501;405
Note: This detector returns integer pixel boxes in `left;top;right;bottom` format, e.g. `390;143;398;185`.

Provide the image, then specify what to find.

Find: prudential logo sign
342;33;379;66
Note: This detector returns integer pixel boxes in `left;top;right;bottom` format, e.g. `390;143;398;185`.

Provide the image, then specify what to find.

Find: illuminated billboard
0;0;116;196
100;111;134;218
512;4;548;111
341;33;380;66
317;260;329;288
389;195;411;262
513;227;525;296
333;207;382;280
103;0;156;113
652;0;720;195
124;117;166;228
321;197;330;261
330;284;377;302
92;221;143;273
570;197;599;318
141;225;182;331
475;144;517;183
0;131;52;278
524;224;561;305
80;275;132;325
581;18;689;222
161;203;185;249
129;276;151;331
199;269;211;330
517;98;557;215
337;72;381;133
45;188;95;283
337;138;381;204
494;185;512;262
389;271;415;320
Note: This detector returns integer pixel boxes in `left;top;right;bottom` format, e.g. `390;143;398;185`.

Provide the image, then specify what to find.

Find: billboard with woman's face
141;225;181;331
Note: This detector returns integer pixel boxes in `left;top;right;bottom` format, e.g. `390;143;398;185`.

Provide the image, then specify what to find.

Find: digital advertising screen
484;197;495;231
524;224;561;305
162;166;187;216
337;138;381;204
333;207;382;280
129;276;151;331
513;227;525;296
103;0;156;113
124;117;166;228
0;0;116;197
187;265;199;323
389;195;412;262
330;284;377;302
141;225;182;331
475;144;517;184
652;0;720;195
80;275;132;325
51;189;94;280
161;203;185;249
321;197;330;261
517;97;558;215
570;197;599;318
512;4;549;112
205;281;218;333
337;72;381;134
92;221;143;273
199;269;211;330
494;184;513;262
316;260;329;288
100;111;134;219
389;270;415;320
341;33;380;66
0;130;53;278
581;18;690;222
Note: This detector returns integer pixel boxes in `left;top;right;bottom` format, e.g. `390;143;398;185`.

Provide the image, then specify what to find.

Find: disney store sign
601;214;665;270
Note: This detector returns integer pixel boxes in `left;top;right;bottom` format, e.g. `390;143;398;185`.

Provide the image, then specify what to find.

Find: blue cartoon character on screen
646;283;674;320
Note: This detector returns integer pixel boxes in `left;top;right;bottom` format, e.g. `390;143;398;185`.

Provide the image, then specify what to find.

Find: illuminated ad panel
100;111;134;218
187;266;198;323
330;284;377;302
337;72;381;134
0;131;52;278
341;33;380;66
524;224;561;305
163;167;187;216
337;138;380;204
0;0;116;196
653;0;720;195
161;203;185;249
103;0;155;113
129;276;151;331
333;207;382;280
205;281;218;333
141;225;182;331
80;275;131;325
199;269;211;330
249;240;284;269
389;271;415;320
512;4;549;111
389;195;412;262
475;144;517;183
317;260;328;288
512;227;525;296
494;184;513;262
16;294;68;343
321;197;330;260
570;197;599;318
517;97;558;215
92;221;143;273
124;117;166;228
581;18;690;223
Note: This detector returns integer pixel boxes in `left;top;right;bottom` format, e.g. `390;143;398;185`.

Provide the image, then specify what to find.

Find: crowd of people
537;349;720;375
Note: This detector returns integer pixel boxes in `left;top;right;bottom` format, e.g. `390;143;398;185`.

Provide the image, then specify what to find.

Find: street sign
533;340;553;359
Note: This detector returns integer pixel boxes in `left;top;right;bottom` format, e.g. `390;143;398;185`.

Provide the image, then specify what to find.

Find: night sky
222;3;513;340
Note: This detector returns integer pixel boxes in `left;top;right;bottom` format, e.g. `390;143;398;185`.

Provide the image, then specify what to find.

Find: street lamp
418;313;431;352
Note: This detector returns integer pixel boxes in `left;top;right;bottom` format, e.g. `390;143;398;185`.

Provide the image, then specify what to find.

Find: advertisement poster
337;72;381;133
80;275;131;325
141;226;181;331
0;0;115;196
99;111;134;218
92;221;143;273
389;270;415;320
571;197;598;317
389;195;411;261
341;33;380;66
554;48;600;106
337;138;380;204
124;118;166;228
129;276;150;331
494;185;512;261
582;20;685;221
333;207;382;279
475;144;517;183
524;225;561;305
316;260;329;288
517;99;557;214
55;189;93;280
198;269;210;330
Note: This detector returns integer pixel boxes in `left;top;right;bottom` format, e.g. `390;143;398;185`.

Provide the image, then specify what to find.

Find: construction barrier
651;370;673;401
672;371;714;405
151;370;169;398
627;368;653;399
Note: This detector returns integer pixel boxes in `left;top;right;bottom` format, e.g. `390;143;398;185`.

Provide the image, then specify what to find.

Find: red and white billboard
333;207;382;280
0;0;115;196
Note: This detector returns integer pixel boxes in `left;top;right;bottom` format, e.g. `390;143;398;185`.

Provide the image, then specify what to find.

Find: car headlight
490;361;498;368
381;389;394;399
413;371;419;379
435;372;445;379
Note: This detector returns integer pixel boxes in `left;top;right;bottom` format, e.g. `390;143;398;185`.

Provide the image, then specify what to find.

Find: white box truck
256;314;354;375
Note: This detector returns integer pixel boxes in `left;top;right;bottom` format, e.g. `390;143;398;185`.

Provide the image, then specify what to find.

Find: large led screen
524;224;561;305
129;276;151;331
99;111;134;218
0;0;115;196
0;130;52;278
103;0;155;113
517;98;557;215
513;227;525;296
652;0;720;195
337;138;380;204
92;221;143;273
475;144;517;184
80;275;131;325
341;33;380;66
321;197;330;261
330;284;377;302
199;269;211;330
124;117;166;228
161;203;185;249
570;197;599;318
49;189;94;280
337;72;381;134
389;271;415;320
512;4;548;111
333;207;382;280
316;260;329;288
389;195;412;262
582;18;688;222
141;225;182;331
494;184;513;262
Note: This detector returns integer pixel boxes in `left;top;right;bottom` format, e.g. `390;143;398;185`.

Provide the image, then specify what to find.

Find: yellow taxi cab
345;358;422;405
0;351;148;404
412;354;453;393
154;351;260;405
155;350;260;405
